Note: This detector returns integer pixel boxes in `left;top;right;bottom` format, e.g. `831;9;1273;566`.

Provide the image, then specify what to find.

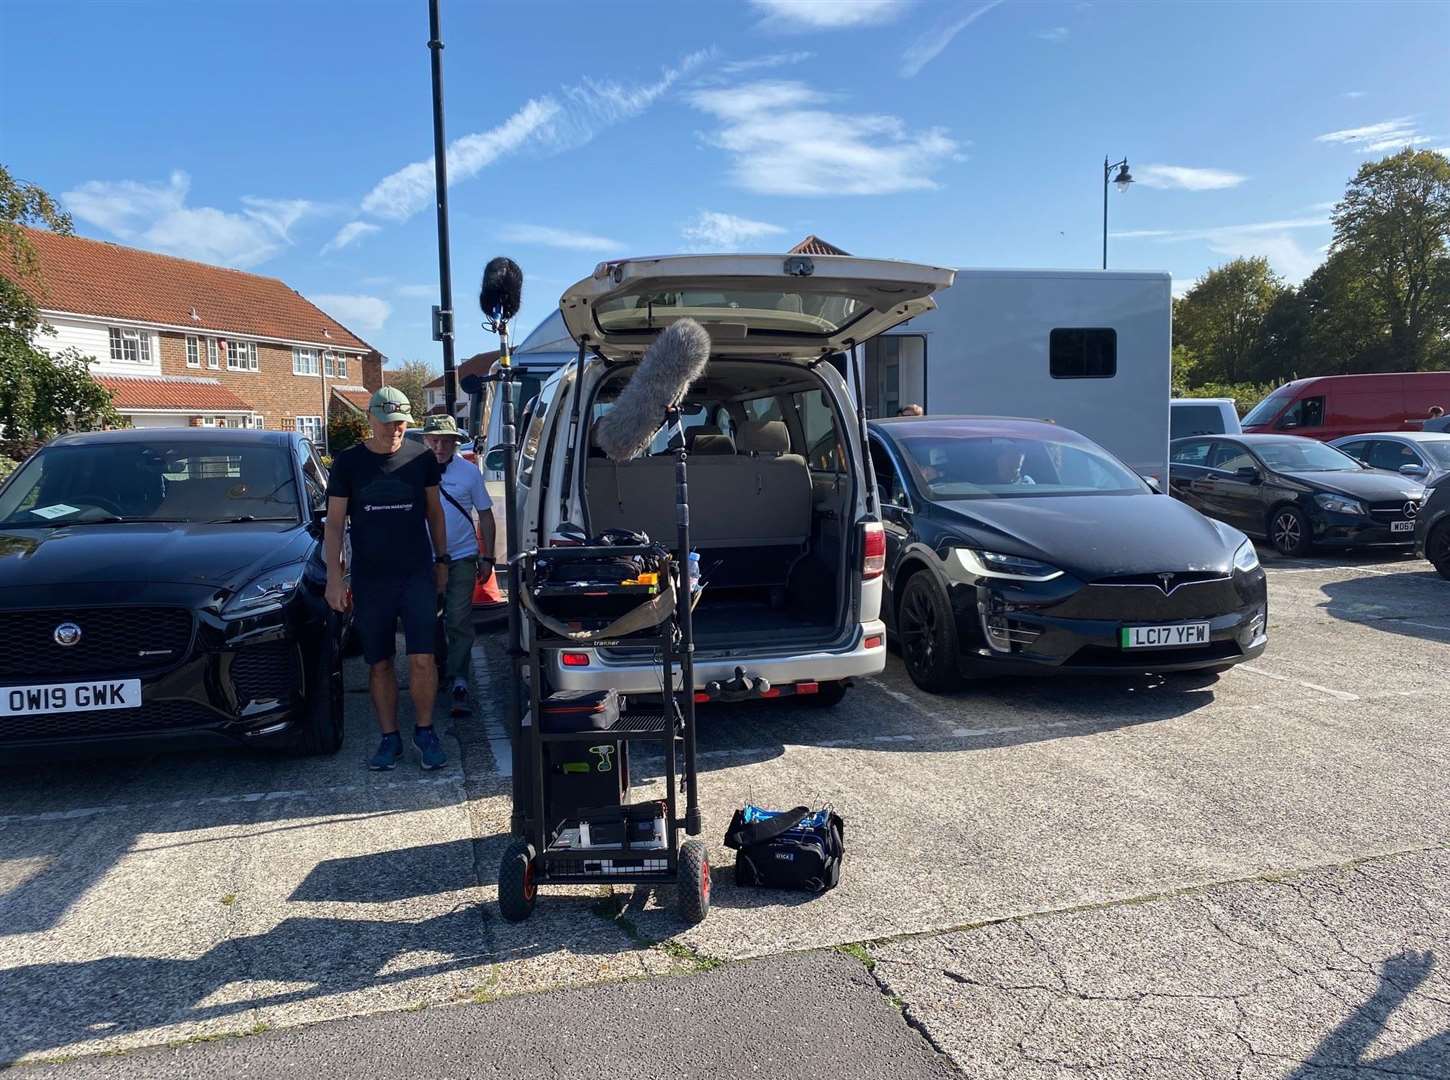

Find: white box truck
863;269;1172;486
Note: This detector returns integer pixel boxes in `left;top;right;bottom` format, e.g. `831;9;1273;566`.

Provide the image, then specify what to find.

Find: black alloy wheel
897;572;961;693
1269;506;1312;557
1428;522;1450;580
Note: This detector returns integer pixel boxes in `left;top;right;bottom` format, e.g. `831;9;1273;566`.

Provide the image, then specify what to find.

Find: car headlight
954;547;1065;582
222;562;306;616
1233;539;1260;573
1314;493;1366;516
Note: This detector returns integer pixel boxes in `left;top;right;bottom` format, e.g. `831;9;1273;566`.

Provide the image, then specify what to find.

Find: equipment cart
496;438;709;924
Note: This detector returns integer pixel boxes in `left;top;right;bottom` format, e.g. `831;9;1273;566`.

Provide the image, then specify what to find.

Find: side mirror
484;446;509;472
1400;463;1429;477
1235;466;1261;482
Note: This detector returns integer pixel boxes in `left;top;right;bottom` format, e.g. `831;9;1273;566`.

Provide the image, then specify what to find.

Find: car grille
231;642;298;705
0;608;195;680
1049;576;1242;621
0;699;219;743
1367;500;1417;523
1065;640;1243;668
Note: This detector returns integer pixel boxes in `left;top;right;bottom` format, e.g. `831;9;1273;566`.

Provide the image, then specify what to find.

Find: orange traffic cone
471;524;507;615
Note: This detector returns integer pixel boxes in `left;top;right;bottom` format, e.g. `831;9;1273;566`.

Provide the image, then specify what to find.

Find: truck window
1278;395;1324;430
1171;404;1226;439
1049;328;1116;379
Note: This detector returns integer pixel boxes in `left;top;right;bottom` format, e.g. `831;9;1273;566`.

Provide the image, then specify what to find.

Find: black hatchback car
0;429;347;754
1414;476;1450;578
1168;434;1425;557
868;417;1268;692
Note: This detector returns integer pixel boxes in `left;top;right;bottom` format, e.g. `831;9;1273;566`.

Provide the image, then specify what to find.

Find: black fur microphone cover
594;318;711;462
479;257;523;321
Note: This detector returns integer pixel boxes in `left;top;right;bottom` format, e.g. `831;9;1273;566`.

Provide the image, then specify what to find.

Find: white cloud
498;224;621;252
311;293;392;334
395;284;437;299
1315;116;1436;153
719;51;814;75
1113;216;1329;241
1343;90;1367;99
358;51;710;224
1115;216;1330;285
749;0;907;30
1134;164;1248;191
1171;278;1196;299
688;81;958;196
1037;26;1069;42
320;220;381;255
682;211;787;250
63;170;316;268
901;0;1006;78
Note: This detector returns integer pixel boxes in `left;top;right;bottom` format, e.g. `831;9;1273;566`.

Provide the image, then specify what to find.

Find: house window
335;354;347;379
222;339;258;371
322;351;348;378
1049;328;1116;379
282;417;297;432
108;327;153;365
293;347;321;376
296;415;324;442
207;338;219;369
186;336;200;368
249;414;265;430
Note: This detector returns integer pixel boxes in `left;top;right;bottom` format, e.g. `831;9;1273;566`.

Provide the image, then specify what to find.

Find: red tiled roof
330;386;372;413
96;374;255;413
425;350;501;388
8;227;375;351
789;235;851;257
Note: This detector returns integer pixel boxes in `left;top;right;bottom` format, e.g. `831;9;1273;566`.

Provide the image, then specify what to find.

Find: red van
1241;372;1450;440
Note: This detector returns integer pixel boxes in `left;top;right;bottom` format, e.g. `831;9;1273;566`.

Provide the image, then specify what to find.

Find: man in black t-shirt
324;387;452;771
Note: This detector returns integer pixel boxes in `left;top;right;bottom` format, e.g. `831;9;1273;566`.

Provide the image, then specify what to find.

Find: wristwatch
435;554;452;566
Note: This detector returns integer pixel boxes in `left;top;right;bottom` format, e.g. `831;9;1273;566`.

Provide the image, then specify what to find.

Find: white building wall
39;315;161;377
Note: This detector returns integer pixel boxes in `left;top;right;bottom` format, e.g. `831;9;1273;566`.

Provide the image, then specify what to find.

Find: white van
506;253;955;706
1170;398;1241;440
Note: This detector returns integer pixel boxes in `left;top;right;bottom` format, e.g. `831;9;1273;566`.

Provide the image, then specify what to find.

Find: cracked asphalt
3;548;1448;1077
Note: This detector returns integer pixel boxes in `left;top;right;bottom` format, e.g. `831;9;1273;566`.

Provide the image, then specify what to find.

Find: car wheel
804;680;849;708
1428;522;1450;580
296;628;345;756
1269;506;1312;557
897;572;962;693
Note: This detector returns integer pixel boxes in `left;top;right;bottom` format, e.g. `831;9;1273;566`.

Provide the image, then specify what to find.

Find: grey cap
368;386;413;423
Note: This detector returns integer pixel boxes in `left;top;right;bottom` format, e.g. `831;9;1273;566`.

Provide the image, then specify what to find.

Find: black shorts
352;571;437;665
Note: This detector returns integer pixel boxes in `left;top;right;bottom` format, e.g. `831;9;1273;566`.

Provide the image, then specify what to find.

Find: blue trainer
414;726;447;770
368;732;403;771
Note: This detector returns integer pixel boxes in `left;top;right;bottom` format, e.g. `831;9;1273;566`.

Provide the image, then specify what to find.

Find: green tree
384;358;438;423
0;165;123;457
1296;249;1390;376
1174;257;1288;384
1331;148;1450;371
326;402;368;453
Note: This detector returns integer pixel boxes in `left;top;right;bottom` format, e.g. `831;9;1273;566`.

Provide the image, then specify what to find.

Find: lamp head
1114;163;1134;192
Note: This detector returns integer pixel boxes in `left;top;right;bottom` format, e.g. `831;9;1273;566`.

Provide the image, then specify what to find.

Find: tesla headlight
1233;539;1260;573
223;562;305;616
1314;493;1366;516
954;548;1065;582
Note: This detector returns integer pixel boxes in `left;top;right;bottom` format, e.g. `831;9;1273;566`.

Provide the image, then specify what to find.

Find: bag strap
438;486;483;556
727;806;811;849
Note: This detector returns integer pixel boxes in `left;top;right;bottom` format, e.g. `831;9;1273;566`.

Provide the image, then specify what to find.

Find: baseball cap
422;414;467;440
368;386;413;423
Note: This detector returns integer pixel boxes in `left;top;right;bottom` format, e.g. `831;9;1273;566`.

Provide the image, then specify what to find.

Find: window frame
1208;440;1258;475
868;434;914;512
1169;438;1214;468
223;338;259;372
1049;327;1117;380
295;415;324;443
185;335;200;368
206;338;220;370
108;326;153;365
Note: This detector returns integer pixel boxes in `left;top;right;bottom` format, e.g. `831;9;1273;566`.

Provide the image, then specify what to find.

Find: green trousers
442;556;478;683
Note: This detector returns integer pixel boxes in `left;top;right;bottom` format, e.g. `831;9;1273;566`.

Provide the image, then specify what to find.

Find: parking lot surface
3;549;1448;1076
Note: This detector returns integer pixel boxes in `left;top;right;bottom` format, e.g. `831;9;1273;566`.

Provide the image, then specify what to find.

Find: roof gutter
38;309;374;354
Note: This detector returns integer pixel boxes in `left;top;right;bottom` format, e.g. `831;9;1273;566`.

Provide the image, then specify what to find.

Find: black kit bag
723;805;845;893
539;689;623;733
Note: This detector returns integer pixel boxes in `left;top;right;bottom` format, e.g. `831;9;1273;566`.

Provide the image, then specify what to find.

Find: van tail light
561;652;591;667
862;521;886;580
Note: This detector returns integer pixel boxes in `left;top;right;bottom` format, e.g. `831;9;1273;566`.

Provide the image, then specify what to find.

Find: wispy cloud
321;220;381;255
395;284;437;300
1037;26;1069;43
311;293;392;334
1113;216;1329;241
682;211;787;251
901;0;1006;78
689;81;958;196
1115;216;1330;285
63;170;317;268
1343;90;1367;99
719;51;814;75
750;0;907;30
498;224;621;252
359;51;710;224
1172;278;1196;299
1134;164;1248;191
1315;116;1434;153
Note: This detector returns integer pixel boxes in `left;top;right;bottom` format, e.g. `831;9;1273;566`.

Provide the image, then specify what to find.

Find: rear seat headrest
738;419;790;455
690;434;736;455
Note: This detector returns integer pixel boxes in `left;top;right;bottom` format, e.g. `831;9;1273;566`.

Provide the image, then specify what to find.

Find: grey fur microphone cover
594;318;711;462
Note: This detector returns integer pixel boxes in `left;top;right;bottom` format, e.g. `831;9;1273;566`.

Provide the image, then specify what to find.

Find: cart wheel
498;839;537;923
678;839;711;925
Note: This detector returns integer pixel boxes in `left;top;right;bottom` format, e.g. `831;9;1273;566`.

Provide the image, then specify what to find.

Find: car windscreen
895;434;1147;500
0;441;301;526
1253;439;1363;473
1242;390;1292;427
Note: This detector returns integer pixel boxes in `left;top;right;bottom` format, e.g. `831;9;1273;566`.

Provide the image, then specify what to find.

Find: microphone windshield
594;318;712;463
480;257;523;321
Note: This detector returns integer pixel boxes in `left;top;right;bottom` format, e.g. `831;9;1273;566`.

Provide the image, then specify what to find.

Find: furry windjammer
480;256;523;322
594;318;711;462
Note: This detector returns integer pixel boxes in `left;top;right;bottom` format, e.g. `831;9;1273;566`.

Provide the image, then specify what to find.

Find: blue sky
3;0;1447;368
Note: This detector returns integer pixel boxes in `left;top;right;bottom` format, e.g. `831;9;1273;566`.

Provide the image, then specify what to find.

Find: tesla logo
1404;502;1419;518
53;622;82;647
1157;573;1176;593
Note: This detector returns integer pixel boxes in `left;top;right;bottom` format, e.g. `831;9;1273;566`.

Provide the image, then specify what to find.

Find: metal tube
498;328;528;835
670;409;701;836
428;0;457;416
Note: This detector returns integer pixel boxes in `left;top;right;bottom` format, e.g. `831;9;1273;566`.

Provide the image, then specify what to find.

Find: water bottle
688;551;701;592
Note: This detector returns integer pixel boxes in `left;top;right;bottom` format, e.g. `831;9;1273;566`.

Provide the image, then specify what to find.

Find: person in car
324;387;452;771
898;403;924;417
992;445;1036;485
421;414;495;718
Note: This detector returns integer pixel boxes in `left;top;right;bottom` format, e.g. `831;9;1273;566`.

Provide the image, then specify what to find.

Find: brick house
9;227;384;440
423;350;500;417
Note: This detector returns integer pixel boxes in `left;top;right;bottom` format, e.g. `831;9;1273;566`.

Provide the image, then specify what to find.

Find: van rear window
1171;404;1226;439
1050;328;1116;379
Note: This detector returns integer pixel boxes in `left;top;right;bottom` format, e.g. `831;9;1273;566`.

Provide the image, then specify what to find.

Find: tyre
897;572;962;693
804;680;849;708
678;839;711;925
295;629;344;756
498;839;537;922
1428;523;1450;581
1269;506;1312;557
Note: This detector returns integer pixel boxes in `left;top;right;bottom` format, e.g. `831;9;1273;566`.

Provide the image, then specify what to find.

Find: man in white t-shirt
422;414;496;716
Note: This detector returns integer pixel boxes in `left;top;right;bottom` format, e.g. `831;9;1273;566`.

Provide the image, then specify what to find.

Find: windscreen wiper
206;515;300;524
71;516;189;525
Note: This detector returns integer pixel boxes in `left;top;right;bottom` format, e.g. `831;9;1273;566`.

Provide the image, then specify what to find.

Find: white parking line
1238;664;1360;701
1265;564;1398;576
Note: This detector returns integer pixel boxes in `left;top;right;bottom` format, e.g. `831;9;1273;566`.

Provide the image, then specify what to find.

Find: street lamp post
1102;156;1133;269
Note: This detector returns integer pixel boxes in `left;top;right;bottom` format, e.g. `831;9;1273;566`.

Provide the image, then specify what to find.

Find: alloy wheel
1273;512;1301;550
900;587;937;676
